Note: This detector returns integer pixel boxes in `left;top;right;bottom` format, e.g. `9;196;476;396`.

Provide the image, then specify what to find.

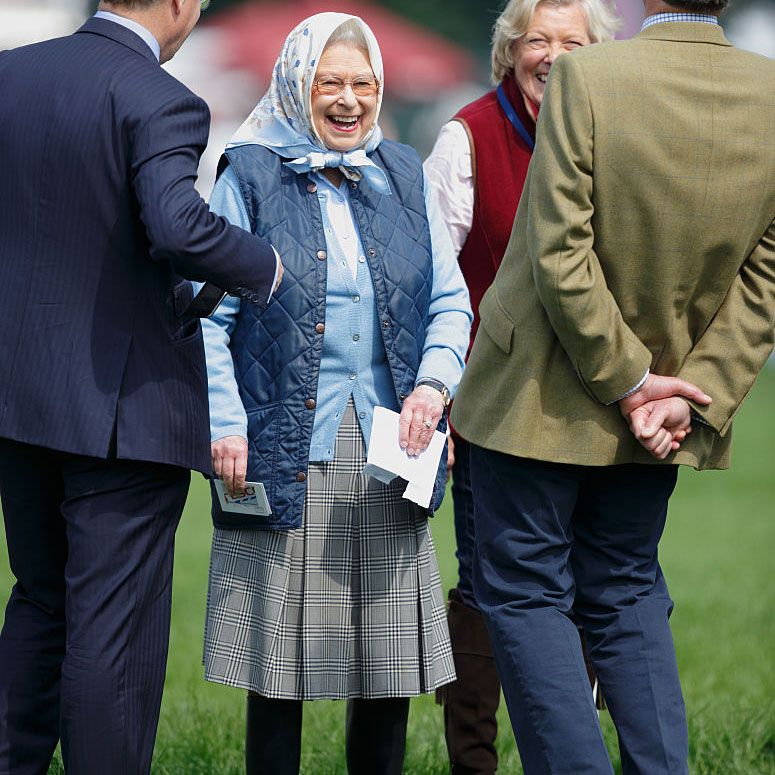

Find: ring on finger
423;419;432;429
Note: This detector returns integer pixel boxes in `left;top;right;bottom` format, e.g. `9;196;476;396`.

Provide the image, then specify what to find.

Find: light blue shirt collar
94;11;161;62
641;12;719;31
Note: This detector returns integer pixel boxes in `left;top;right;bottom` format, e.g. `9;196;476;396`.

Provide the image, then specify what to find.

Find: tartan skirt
202;401;456;700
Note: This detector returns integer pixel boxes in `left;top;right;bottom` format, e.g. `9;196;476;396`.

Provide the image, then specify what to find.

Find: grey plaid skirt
203;401;455;700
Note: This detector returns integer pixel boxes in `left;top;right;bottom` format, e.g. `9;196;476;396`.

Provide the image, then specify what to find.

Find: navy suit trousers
470;445;688;775
0;440;189;775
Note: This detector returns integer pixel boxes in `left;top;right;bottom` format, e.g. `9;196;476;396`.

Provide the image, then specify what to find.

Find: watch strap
415;378;451;407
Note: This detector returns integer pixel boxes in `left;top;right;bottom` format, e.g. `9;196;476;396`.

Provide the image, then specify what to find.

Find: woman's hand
398;385;446;457
211;435;249;497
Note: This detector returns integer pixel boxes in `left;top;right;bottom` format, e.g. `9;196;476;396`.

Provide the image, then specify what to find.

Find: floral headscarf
228;12;390;194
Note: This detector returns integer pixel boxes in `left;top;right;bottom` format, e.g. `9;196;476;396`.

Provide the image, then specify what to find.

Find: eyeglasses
313;77;380;97
200;0;211;9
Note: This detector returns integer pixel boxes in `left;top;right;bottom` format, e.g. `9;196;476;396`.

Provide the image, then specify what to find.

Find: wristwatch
415;378;451;408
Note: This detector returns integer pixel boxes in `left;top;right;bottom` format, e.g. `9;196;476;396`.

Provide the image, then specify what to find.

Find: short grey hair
325;19;371;55
491;0;621;84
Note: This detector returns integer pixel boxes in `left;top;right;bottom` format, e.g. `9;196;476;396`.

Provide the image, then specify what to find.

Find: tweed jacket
451;22;775;470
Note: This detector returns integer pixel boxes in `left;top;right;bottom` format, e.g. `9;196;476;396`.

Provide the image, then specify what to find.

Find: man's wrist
613;369;650;406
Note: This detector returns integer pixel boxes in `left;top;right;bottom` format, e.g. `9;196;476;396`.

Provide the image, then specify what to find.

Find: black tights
245;693;410;775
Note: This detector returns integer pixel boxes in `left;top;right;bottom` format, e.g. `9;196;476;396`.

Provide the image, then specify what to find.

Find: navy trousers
470;445;688;775
0;439;189;775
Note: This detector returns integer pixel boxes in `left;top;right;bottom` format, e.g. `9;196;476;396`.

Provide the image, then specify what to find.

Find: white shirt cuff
267;246;281;303
610;369;650;404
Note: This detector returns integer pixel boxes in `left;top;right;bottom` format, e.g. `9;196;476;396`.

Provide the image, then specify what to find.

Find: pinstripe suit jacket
0;18;277;473
451;23;775;470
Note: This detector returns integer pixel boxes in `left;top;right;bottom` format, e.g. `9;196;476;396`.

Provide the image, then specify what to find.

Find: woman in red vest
424;0;620;771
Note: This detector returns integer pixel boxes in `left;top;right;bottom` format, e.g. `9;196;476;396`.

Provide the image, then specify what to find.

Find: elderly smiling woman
423;0;620;771
197;12;471;775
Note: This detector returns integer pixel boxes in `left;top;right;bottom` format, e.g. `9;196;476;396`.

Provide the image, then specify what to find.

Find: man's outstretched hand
619;374;712;460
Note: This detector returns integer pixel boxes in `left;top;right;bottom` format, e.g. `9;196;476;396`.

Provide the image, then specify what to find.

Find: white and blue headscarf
228;12;390;194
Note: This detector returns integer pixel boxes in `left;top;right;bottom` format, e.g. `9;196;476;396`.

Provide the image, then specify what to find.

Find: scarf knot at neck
284;148;392;195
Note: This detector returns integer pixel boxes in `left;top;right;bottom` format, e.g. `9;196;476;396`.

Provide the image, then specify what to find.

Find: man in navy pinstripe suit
0;1;281;771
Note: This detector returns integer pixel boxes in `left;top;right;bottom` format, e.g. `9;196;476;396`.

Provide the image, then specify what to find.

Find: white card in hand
214;480;271;516
362;406;445;509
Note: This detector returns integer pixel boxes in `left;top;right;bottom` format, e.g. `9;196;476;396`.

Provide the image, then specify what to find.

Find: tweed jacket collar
637;21;732;47
75;16;159;65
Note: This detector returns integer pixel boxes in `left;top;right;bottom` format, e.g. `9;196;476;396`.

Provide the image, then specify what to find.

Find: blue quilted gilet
212;141;448;530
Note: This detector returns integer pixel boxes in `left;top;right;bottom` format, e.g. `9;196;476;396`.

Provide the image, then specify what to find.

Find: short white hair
325;18;371;55
491;0;621;84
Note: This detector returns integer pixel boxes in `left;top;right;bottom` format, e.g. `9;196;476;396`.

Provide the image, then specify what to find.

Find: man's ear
170;0;185;17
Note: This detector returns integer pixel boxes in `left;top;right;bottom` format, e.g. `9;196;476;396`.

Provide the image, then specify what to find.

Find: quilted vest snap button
296;472;307;482
399;392;407;400
307;183;317;193
305;399;316;410
315;323;325;334
368;247;376;256
382;319;390;328
317;250;327;260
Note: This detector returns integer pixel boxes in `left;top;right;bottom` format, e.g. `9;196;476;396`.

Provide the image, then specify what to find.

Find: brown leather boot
437;587;500;775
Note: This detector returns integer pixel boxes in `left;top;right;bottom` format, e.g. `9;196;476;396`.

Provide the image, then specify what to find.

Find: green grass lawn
1;371;773;774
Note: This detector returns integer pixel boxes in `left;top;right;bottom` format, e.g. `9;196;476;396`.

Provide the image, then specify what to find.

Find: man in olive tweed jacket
450;0;775;771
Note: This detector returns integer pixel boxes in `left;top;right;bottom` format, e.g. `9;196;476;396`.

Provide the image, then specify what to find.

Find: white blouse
422;120;475;256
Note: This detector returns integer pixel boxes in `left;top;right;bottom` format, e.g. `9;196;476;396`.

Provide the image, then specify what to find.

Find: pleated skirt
203;401;455;700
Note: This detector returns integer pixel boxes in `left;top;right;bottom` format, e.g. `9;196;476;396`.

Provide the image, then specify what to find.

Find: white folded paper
362;406;446;508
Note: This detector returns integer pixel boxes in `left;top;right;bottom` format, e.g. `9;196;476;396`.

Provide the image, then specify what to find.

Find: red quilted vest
453;75;536;358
